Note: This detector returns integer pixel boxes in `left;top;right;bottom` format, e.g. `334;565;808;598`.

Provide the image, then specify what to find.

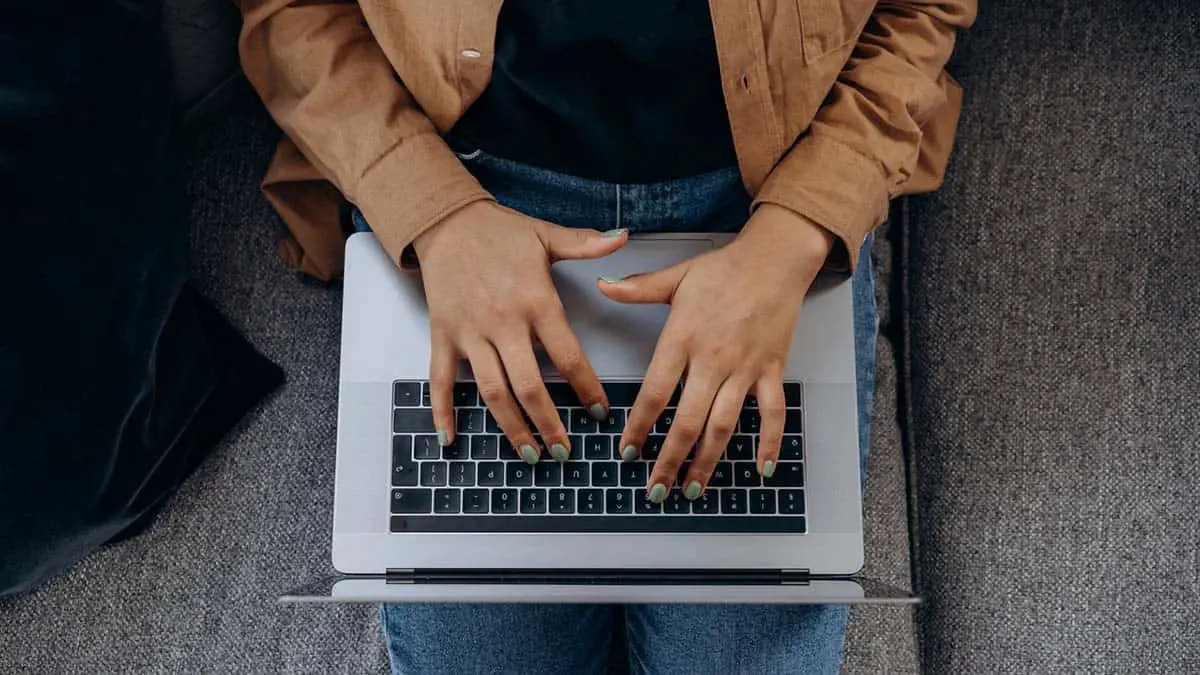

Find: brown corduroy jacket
237;0;977;280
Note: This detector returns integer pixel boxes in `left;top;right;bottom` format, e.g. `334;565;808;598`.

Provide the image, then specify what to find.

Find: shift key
391;488;433;514
394;409;436;433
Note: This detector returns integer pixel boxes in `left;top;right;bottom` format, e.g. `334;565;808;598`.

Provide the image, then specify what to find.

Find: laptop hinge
386;568;415;584
780;568;813;585
386;568;811;585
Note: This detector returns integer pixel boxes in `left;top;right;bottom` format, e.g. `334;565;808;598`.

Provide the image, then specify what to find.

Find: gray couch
1;1;1196;672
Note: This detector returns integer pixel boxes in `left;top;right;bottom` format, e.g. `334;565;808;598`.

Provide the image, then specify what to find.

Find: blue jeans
357;150;878;675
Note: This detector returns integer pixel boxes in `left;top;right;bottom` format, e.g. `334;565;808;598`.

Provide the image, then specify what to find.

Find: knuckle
512;379;545;401
476;382;509;403
707;420;736;438
554;351;585;377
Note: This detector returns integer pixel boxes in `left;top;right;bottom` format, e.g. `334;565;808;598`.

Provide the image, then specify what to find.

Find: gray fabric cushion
905;0;1200;672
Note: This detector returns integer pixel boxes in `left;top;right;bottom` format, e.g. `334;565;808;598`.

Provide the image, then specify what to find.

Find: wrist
412;200;496;260
739;204;836;270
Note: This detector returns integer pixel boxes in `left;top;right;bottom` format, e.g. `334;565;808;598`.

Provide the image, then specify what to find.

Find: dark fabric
447;0;737;184
904;0;1200;672
0;1;281;596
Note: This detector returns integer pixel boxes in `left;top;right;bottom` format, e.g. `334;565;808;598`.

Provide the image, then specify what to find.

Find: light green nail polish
601;228;628;239
551;443;570;463
588;403;607;421
520;444;540;465
649;483;668;504
684;481;703;500
763;460;777;478
620;444;639;462
599;275;625;284
436;430;450;447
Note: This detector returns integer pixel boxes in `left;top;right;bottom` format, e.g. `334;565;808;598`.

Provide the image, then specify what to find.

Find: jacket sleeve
237;0;493;264
752;0;978;271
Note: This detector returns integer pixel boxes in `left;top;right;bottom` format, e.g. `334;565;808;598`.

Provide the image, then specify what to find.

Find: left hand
599;205;835;503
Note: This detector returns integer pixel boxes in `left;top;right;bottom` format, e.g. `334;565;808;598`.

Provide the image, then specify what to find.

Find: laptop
284;231;913;604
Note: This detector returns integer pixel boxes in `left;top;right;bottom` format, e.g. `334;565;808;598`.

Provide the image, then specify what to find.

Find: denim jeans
356;150;878;675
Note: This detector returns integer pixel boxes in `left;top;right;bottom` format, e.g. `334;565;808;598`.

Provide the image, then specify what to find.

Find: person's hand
599;205;835;502
414;201;627;464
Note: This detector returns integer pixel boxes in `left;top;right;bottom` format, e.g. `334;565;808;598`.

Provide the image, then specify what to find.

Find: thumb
541;223;628;262
597;261;689;305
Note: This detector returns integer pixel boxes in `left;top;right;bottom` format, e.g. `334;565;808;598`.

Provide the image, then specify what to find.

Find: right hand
413;201;628;464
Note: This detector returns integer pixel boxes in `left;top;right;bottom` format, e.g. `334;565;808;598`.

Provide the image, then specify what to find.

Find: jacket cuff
751;134;890;272
350;133;494;265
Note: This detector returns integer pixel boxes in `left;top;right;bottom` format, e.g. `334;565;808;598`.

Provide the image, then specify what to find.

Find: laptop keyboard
389;380;807;533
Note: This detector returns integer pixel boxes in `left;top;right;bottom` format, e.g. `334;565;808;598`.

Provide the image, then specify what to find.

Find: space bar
391;515;806;533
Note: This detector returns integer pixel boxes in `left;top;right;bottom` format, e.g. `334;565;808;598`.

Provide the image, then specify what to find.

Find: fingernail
648;483;668;504
684;481;703;500
520;444;540;465
588;403;607;421
436;429;451;447
550;443;570;463
763;461;777;478
599;275;627;285
601;228;627;239
620;444;639;462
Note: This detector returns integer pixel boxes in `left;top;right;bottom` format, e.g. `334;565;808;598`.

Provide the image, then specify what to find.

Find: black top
448;0;738;185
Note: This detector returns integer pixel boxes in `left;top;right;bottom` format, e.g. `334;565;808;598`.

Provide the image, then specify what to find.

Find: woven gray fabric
906;0;1200;672
0;98;915;673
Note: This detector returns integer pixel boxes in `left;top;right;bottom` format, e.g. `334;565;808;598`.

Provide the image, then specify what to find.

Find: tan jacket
238;0;977;280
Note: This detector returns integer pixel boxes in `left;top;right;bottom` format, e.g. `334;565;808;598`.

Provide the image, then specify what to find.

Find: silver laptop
286;231;911;604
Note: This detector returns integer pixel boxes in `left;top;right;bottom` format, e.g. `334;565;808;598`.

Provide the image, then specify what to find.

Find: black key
506;463;533;486
549;489;575;514
521;488;547;514
571;408;598;433
764;462;805;487
420;462;448;487
592;462;619;487
393;381;421;407
478;462;504;487
421;382;432;407
491;488;518;514
784;410;804;434
463;488;489;513
676;462;692;487
779;489;806;514
450;462;475;487
393;408;436;433
780;435;804;461
691;492;719;514
750;489;776;514
545;382;579;406
743;394;757;409
535;462;562;487
435;489;461;513
457;409;485;434
563;462;590;487
414;435;441;460
391;489;433;514
391;436;418;487
663;491;690;514
471;435;499;459
709;462;733;487
783;382;803;408
557;407;570;429
584;435;611;460
620;461;647;487
499;437;521;461
391;515;808;533
604;382;641;407
721;489;748;514
738;410;761;434
727;435;754;461
667;385;682;407
453;382;478;407
442;436;469;460
598;409;625;434
635;490;662;514
606;488;633;514
642;435;665;460
484;411;502;433
654;409;676;434
734;462;761;487
578;489;604;514
567;435;584;460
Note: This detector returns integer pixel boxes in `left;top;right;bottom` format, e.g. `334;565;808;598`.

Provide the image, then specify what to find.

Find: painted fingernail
550;443;570;463
520;444;540;465
436;429;451;447
684;481;703;500
601;228;628;239
620;444;639;462
588;403;607;421
648;483;668;504
762;460;777;478
599;275;625;284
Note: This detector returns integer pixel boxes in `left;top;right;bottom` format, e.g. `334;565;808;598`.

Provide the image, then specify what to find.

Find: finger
465;340;539;464
755;371;786;479
646;369;719;502
494;335;569;464
539;222;628;262
617;330;687;464
533;307;609;423
685;377;751;497
428;333;459;446
597;260;690;305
